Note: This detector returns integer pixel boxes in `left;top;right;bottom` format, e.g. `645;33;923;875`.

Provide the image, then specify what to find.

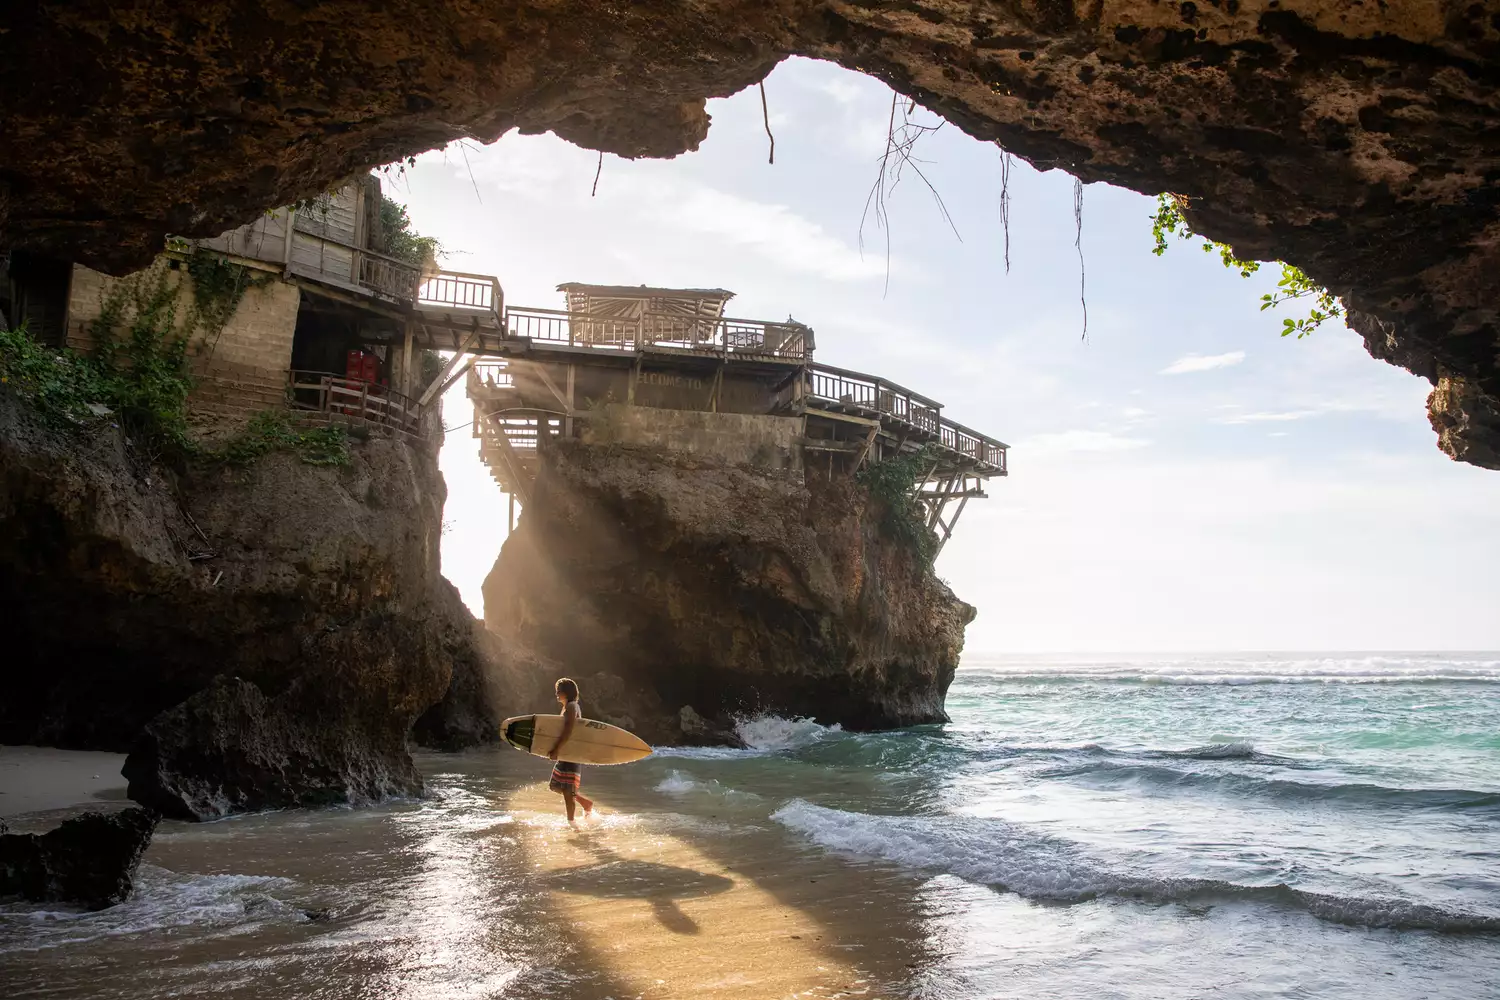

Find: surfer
546;677;595;823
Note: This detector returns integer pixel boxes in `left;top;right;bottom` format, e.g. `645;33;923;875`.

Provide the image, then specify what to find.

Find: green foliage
379;195;442;266
1150;194;1342;337
1;265;197;457
214;411;351;467
1;249;279;462
0;324;114;425
418;349;444;395
184;251;273;335
856;446;939;566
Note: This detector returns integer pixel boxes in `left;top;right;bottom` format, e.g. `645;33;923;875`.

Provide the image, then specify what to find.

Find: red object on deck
345;350;380;384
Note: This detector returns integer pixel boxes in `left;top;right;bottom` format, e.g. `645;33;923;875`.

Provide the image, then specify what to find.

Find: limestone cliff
0;388;488;818
479;438;975;745
3;3;1500;467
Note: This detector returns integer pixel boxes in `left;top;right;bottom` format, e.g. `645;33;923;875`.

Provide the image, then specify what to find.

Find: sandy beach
0;746;129;831
4;662;1499;1000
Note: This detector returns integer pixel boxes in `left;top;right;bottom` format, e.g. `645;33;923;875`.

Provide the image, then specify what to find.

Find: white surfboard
501;714;653;765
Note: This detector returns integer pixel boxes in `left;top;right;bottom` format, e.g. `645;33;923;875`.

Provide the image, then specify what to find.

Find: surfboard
501;714;653;765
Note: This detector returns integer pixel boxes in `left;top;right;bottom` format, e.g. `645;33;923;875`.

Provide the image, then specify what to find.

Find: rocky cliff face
0;389;485;817
480;439;974;744
3;3;1500;468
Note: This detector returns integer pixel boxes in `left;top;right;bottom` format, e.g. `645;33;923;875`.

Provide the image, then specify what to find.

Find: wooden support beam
481;410;535;507
532;363;575;415
806;406;880;428
565;364;575;437
627;355;643;404
926;474;958;532
851;424;880;472
429;353;475;402
802;439;862;453
709;363;725;413
420;325;482;407
934;494;971;557
399;320;415;399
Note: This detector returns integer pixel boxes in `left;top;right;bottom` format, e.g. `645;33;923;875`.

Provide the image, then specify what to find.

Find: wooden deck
189;195;1005;551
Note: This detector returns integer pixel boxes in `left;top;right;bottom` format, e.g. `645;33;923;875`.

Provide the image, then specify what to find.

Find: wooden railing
470;361;516;391
502;306;810;359
286;370;422;436
418;270;504;320
807;362;1006;471
356;252;422;301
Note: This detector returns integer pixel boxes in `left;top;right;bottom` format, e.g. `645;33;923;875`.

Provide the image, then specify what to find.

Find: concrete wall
582;404;804;474
65;258;301;424
67;259;299;376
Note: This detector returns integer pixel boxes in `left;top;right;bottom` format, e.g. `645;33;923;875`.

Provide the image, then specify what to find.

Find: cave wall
0;384;496;814
2;2;1499;466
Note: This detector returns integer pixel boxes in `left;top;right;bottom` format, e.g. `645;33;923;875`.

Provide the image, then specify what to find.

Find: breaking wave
770;801;1500;934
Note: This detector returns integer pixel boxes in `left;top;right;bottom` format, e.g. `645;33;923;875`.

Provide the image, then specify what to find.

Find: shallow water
3;653;1499;998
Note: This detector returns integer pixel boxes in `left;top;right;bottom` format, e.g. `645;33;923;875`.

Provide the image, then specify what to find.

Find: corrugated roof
556;282;735;300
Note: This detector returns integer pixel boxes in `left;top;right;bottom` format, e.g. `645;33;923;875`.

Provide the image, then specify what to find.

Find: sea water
3;653;1498;998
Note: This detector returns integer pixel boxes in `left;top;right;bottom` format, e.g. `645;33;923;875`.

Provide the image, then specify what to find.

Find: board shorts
549;760;582;794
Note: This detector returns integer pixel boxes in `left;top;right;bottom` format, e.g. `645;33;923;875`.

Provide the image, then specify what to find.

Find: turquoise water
3;653;1498;998
652;653;1500;996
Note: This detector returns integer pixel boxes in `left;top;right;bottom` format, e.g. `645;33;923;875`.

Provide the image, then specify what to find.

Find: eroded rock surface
0;808;158;909
0;388;482;816
2;3;1500;465
479;440;975;744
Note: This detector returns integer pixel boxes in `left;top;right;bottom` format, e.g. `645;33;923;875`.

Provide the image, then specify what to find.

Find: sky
393;57;1500;654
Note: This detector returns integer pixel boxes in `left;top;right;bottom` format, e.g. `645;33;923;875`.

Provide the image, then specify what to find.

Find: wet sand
0;749;941;1000
508;781;933;998
0;746;129;830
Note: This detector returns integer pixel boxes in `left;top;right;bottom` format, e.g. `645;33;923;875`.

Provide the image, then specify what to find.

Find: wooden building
467;283;1006;554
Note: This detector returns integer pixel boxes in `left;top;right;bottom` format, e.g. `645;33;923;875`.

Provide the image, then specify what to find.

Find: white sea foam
0;866;303;953
770;800;1500;932
733;714;842;751
654;770;763;802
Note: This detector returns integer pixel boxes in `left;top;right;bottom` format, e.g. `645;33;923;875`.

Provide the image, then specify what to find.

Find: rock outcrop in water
479;438;975;745
0;388;488;816
3;3;1500;467
0;808;158;909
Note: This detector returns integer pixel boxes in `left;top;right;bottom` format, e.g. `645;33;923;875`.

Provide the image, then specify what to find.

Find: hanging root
860;91;962;295
1074;176;1087;340
760;81;775;165
999;146;1012;274
591;150;603;197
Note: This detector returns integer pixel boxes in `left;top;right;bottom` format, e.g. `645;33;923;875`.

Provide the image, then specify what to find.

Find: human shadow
539;838;735;935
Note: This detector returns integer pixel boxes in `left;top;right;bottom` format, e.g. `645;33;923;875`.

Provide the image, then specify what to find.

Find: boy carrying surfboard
546;678;595;823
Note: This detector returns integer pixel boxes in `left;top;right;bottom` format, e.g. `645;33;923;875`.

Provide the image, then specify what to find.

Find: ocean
3;653;1499;998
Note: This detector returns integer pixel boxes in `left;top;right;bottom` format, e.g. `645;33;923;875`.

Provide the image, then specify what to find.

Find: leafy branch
1151;194;1341;338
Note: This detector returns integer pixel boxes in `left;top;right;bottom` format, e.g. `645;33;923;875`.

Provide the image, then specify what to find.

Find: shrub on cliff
856;445;939;566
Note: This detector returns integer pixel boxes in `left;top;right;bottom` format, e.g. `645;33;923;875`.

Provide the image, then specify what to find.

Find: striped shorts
549;760;582;794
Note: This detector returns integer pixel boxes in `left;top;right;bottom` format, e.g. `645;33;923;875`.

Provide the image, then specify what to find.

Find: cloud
1160;351;1247;375
1020;430;1151;455
663;185;887;282
1217;409;1320;424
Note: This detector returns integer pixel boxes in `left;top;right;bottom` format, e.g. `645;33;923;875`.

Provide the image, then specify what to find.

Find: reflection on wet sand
510;783;888;998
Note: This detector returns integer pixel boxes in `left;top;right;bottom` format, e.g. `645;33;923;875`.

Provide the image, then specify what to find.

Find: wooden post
508;491;516;533
400;320;415;399
709;364;724;413
852;424;879;472
565;363;576;437
282;208;297;275
627;355;642;404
